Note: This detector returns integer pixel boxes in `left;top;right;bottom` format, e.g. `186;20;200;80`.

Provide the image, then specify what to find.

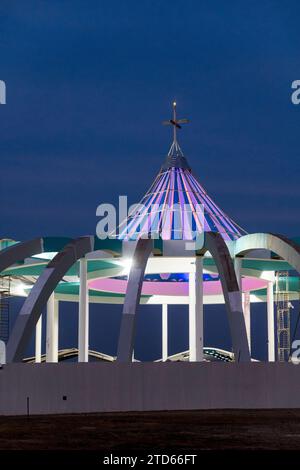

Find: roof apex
161;141;191;171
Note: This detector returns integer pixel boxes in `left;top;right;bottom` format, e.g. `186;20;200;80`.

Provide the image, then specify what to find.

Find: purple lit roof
118;106;246;242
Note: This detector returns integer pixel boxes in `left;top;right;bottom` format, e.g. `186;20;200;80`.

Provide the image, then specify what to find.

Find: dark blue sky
1;1;299;360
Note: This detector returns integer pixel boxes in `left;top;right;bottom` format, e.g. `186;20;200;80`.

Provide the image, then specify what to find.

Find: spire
116;103;246;242
162;102;191;170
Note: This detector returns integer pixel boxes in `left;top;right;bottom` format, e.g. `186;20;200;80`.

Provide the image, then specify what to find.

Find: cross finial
163;102;189;156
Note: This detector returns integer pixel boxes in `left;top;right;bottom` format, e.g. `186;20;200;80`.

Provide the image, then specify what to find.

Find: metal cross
163;102;189;144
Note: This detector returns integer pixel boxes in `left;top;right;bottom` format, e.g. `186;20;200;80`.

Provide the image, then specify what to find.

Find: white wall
0;362;299;416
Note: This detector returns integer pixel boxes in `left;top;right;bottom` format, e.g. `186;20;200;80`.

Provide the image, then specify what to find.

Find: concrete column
117;239;152;362
235;256;252;354
35;315;42;363
243;292;251;354
267;280;275;361
0;340;6;365
46;294;58;363
189;257;204;362
78;258;89;362
162;304;168;361
53;300;59;362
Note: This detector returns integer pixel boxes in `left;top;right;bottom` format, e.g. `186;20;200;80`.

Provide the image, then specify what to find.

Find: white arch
234;233;300;274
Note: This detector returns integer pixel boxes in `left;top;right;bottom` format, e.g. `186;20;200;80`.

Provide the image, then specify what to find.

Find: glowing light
173;101;176;107
119;167;244;242
32;252;58;261
120;258;133;275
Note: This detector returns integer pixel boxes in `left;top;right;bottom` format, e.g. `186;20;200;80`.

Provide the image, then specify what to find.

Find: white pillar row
243;291;251;353
78;257;89;362
162;304;168;362
46;294;59;363
35;314;42;363
267;280;275;362
189;257;204;362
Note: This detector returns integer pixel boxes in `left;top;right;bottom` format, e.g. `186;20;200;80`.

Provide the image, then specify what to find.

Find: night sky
1;1;299;360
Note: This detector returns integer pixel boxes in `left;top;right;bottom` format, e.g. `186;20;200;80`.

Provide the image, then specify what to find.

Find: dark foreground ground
1;409;300;452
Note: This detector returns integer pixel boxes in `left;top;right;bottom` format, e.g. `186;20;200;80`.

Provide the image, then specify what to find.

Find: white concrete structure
0;105;299;416
267;280;275;361
189;257;204;362
243;292;251;352
162;304;168;361
46;294;58;363
0;340;5;365
2;232;299;367
35;315;42;363
1;362;300;415
78;258;89;362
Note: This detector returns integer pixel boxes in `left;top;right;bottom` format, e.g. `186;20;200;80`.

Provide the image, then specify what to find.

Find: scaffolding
275;271;290;362
0;276;10;343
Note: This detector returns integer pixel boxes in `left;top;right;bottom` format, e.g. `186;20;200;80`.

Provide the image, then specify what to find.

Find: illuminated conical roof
118;103;246;242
